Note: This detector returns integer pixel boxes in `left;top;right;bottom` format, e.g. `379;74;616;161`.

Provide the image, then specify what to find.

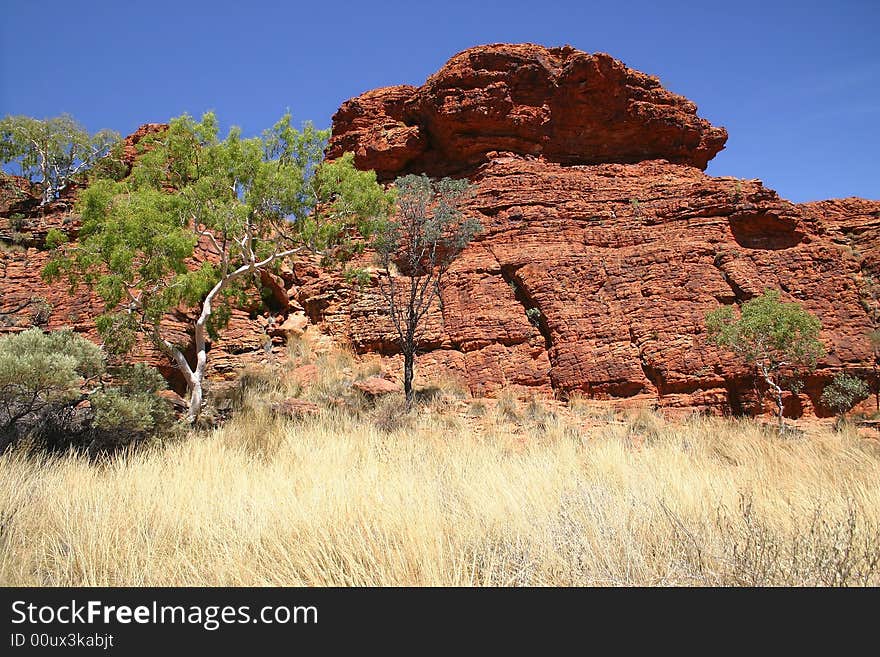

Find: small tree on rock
0;114;120;206
370;174;480;409
45;112;393;423
821;372;869;429
706;289;825;432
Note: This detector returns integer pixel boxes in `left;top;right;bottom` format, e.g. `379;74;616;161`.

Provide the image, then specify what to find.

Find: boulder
353;376;400;396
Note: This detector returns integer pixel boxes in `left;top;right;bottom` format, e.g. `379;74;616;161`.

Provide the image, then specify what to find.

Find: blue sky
1;0;876;202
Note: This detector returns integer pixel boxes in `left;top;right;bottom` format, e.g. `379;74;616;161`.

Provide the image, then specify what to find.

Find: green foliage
91;364;174;437
44;228;68;249
706;290;825;427
706;290;825;370
87;141;128;182
0;114;120;204
8;213;33;245
0;328;104;438
344;267;372;288
821;373;869;416
45;111;393;352
11;231;33;247
9;213;27;231
0;329;174;453
525;307;542;327
0;328;104;400
372;174;480;274
94;312;140;355
309;152;396;260
90;391;156;434
28;297;52;326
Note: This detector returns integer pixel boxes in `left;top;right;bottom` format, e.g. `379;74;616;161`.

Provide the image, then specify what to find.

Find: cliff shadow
728;212;804;250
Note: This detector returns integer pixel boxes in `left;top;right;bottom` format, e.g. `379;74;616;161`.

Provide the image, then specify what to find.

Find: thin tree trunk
760;363;785;434
873;355;879;412
775;385;784;433
159;339;202;425
38;148;51;206
403;350;415;411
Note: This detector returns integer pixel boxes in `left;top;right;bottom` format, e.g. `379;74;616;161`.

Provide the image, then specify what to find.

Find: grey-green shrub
0;329;173;455
821;372;870;422
0;328;103;450
92;364;175;436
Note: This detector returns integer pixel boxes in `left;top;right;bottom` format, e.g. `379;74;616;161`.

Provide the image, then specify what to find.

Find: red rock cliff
3;43;879;418
318;43;880;416
327;43;728;178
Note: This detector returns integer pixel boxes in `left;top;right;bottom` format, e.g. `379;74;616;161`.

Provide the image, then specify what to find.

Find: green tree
821;372;869;428
0;328;103;451
45;112;393;423
370;174;480;409
706;289;825;432
0;114;120;206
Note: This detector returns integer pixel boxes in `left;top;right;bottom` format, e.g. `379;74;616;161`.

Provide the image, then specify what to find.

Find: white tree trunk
161;342;201;425
163;247;302;424
759;363;785;434
185;371;203;425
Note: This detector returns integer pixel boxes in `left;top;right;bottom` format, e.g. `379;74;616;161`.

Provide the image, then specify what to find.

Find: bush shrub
0;329;173;456
0;328;103;451
821;373;870;428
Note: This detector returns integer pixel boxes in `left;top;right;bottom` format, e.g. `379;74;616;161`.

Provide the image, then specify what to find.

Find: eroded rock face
296;156;880;413
318;43;880;416
327;43;728;179
3;43;879;419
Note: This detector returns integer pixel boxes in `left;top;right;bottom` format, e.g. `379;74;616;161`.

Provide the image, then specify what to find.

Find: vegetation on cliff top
0;114;120;206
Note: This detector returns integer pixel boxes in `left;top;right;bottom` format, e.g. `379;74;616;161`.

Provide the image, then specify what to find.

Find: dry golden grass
2;384;880;586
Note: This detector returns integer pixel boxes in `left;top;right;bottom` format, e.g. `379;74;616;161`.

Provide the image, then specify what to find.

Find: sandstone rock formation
327;43;728;178
318;43;880;416
353;376;400;397
2;43;879;418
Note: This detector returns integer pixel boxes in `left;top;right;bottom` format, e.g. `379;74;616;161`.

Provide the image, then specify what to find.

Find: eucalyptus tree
821;372;869;428
706;289;825;432
45;112;393;422
0;114;120;206
370;174;480;409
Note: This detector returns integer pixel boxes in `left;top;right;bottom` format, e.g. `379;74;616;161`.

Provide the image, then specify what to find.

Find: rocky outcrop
327;43;727;179
120;123;168;168
319;43;880;416
2;43;878;419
